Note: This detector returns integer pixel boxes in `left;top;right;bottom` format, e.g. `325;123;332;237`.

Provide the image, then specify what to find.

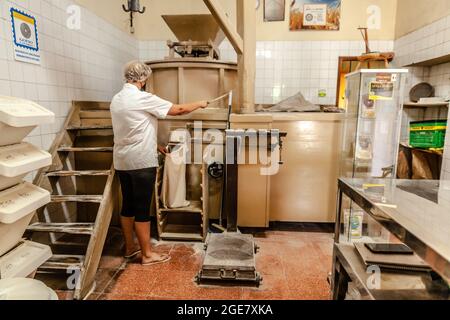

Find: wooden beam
178;67;185;104
203;0;243;55
236;0;256;113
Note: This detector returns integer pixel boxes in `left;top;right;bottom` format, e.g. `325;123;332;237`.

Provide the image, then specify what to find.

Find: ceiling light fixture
122;0;146;34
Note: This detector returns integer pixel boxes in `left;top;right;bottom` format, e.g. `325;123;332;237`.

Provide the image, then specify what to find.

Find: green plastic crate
410;120;447;149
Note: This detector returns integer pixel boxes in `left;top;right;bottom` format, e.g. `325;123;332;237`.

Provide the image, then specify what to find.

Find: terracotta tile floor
52;231;334;300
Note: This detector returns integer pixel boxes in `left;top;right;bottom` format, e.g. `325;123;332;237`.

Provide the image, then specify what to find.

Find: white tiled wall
394;15;450;180
427;62;450;98
395;15;450;67
254;40;393;105
0;0;138;154
139;40;168;61
140;39;394;105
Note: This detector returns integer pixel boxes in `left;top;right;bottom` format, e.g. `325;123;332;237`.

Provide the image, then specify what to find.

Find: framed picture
264;0;286;22
10;7;40;64
289;0;341;31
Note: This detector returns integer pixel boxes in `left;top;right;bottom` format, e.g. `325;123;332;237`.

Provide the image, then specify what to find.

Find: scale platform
195;129;285;287
196;233;261;286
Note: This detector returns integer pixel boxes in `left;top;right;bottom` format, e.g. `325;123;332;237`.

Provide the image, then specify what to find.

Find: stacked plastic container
0;96;54;279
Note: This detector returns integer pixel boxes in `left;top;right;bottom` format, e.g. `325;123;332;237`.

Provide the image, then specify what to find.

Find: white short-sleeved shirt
111;83;173;171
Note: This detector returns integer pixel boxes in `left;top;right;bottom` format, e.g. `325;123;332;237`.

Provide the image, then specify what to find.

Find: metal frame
331;243;448;300
331;178;450;299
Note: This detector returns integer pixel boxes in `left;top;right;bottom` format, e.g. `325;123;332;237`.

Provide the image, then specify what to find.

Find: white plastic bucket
0;96;55;147
0;278;58;300
0;142;52;191
0;212;35;257
0;241;52;279
0;182;51;256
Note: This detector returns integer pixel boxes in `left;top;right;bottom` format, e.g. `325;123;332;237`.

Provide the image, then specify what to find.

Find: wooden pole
203;0;256;114
236;0;256;114
203;0;243;55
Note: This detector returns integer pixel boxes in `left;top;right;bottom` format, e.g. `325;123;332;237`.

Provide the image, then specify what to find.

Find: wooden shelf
159;201;203;214
46;170;111;177
404;102;449;108
407;53;450;67
50;195;104;203
28;223;95;235
39;254;85;271
401;144;444;157
67;125;113;130
160;224;204;241
58;147;113;152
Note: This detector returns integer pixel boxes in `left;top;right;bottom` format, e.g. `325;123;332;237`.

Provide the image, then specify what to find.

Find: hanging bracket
122;0;147;33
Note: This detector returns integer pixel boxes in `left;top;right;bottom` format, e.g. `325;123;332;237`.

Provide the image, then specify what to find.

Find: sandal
124;249;141;259
142;254;171;266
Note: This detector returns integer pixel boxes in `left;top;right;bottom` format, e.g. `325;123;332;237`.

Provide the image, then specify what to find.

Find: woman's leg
117;171;140;256
132;168;170;264
121;216;139;256
134;221;152;257
135;222;169;264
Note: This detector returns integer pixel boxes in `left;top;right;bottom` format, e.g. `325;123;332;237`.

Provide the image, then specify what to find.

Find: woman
111;61;208;265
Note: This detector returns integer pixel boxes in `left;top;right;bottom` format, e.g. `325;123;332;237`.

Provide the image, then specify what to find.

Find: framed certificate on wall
289;0;341;31
10;7;40;64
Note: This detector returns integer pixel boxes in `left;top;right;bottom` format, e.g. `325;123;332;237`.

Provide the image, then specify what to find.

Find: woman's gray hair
124;61;152;82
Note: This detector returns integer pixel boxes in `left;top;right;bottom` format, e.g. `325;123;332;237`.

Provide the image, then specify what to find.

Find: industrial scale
196;99;286;286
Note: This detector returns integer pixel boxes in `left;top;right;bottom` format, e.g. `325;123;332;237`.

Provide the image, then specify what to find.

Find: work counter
230;112;345;226
158;111;346;226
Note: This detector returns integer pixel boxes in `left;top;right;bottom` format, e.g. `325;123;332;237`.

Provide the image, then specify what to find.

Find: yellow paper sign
369;81;394;101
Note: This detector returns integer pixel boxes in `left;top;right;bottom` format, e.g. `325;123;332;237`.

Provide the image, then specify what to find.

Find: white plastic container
0;96;55;147
0;278;58;300
343;209;364;240
0;241;52;279
0;142;52;191
0;182;51;256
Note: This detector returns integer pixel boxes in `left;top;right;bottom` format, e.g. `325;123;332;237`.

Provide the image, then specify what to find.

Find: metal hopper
162;14;226;59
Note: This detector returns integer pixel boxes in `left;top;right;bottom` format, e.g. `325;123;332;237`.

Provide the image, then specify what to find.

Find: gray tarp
255;92;321;113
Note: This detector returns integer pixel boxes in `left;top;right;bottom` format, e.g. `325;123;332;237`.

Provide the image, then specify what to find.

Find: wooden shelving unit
155;163;209;242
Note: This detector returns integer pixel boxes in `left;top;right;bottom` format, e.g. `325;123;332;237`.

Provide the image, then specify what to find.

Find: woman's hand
199;101;208;108
158;145;168;155
168;101;208;116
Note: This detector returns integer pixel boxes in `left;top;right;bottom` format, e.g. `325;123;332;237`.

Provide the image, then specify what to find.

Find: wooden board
202;0;243;55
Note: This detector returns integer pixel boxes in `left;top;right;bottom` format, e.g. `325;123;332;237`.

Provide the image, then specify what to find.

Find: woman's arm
167;101;208;116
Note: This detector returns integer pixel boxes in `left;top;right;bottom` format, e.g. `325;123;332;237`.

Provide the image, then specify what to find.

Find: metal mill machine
145;8;286;286
145;14;238;242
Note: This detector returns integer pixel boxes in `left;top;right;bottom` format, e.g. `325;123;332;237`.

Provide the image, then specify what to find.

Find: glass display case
340;69;408;179
332;178;450;300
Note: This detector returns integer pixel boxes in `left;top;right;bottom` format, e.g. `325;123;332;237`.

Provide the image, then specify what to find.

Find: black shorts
116;167;157;222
